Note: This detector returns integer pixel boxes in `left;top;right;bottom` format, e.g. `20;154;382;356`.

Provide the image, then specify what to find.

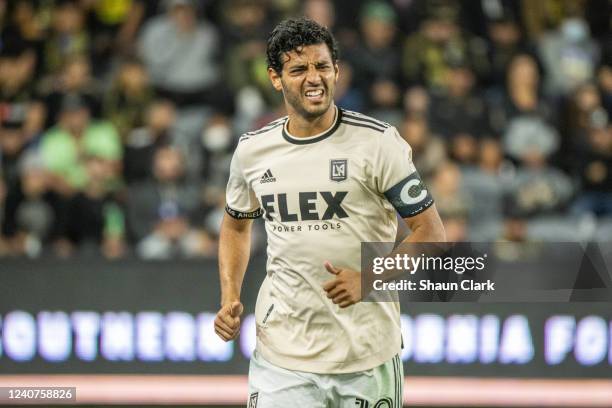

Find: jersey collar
282;107;342;145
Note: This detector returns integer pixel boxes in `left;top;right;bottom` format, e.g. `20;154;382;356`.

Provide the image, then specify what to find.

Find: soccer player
215;17;445;408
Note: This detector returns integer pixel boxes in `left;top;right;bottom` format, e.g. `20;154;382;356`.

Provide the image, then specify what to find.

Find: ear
268;67;283;92
334;63;339;82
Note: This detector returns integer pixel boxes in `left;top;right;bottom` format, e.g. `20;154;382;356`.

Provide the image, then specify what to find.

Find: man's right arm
214;213;253;342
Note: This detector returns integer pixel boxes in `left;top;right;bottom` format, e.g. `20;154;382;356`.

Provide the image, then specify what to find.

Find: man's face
269;43;338;120
61;108;90;135
170;5;196;32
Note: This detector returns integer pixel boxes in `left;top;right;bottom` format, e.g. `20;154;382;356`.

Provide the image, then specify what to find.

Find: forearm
218;215;252;306
371;206;446;284
400;209;446;244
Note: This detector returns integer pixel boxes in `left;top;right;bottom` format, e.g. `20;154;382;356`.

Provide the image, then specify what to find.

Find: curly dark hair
266;17;338;73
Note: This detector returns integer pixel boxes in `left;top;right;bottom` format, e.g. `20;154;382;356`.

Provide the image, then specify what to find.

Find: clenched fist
214;301;243;341
322;261;362;308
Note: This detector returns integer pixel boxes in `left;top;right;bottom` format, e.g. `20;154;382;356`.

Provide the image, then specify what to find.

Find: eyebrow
287;61;331;70
288;64;307;70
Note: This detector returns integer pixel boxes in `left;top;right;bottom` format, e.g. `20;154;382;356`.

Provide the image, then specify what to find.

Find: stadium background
0;0;611;406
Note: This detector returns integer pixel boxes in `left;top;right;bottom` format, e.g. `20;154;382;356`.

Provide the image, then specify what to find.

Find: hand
322;261;362;308
214;301;243;341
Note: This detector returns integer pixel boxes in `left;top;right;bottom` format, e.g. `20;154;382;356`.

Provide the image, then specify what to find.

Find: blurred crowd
0;0;611;259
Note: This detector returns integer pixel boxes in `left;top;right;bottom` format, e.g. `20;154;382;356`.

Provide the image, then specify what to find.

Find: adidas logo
260;169;276;183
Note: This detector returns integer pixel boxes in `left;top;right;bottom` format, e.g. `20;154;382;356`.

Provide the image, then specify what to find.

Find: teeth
306;90;323;97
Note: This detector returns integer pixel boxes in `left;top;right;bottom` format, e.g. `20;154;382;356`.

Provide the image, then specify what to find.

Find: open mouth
304;89;324;102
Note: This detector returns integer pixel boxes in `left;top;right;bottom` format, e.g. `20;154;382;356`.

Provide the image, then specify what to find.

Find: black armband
384;171;434;217
225;205;264;219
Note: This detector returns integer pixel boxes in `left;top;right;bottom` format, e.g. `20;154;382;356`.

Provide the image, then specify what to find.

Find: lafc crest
330;159;348;182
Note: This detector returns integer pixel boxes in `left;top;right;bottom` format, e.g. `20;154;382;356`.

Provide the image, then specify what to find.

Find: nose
305;64;322;84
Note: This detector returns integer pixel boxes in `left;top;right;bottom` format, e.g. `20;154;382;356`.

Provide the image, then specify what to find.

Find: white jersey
226;107;433;373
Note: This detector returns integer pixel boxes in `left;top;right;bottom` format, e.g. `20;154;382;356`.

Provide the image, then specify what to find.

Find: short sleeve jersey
226;107;433;373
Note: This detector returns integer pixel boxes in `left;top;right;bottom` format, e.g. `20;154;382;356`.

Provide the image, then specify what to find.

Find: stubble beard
282;81;333;121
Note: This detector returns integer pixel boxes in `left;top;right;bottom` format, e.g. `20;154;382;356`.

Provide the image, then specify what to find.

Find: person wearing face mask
538;17;600;97
201;119;234;179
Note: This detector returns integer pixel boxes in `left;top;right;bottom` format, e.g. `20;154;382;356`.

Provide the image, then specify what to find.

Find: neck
286;105;337;137
510;86;537;109
66;126;85;138
85;180;106;198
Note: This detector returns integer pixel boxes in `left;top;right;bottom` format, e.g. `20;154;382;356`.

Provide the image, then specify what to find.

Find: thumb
324;261;340;275
230;301;243;318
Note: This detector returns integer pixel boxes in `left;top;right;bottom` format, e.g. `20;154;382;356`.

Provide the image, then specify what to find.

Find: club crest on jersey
330;159;348;182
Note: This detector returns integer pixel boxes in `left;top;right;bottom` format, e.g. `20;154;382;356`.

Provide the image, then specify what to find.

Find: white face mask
561;18;588;43
237;86;265;119
201;124;232;153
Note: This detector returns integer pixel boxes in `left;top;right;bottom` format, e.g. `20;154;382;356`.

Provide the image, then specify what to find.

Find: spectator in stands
0;49;45;141
571;114;612;217
565;82;603;137
107;0;168;54
43;54;101;128
598;50;612;116
345;1;402;120
40;94;121;197
560;82;605;168
462;139;507;240
0;0;46;69
221;0;277;107
334;61;366;113
104;58;155;139
507;139;573;218
538;17;600;96
138;0;223;109
521;0;587;40
367;79;403;127
65;153;126;259
500;198;528;243
200;114;233;185
303;0;336;30
443;215;468;242
401;0;488;91
82;0;148;75
127;146;213;259
42;0;90;77
399;114;446;179
483;12;531;89
503;115;560;166
0;110;31;189
198;116;239;247
429;159;472;241
2;152;55;257
490;53;557;146
39;94;122;257
430;56;489;164
429;161;470;222
123;99;175;184
0;113;52;256
403;86;430;117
